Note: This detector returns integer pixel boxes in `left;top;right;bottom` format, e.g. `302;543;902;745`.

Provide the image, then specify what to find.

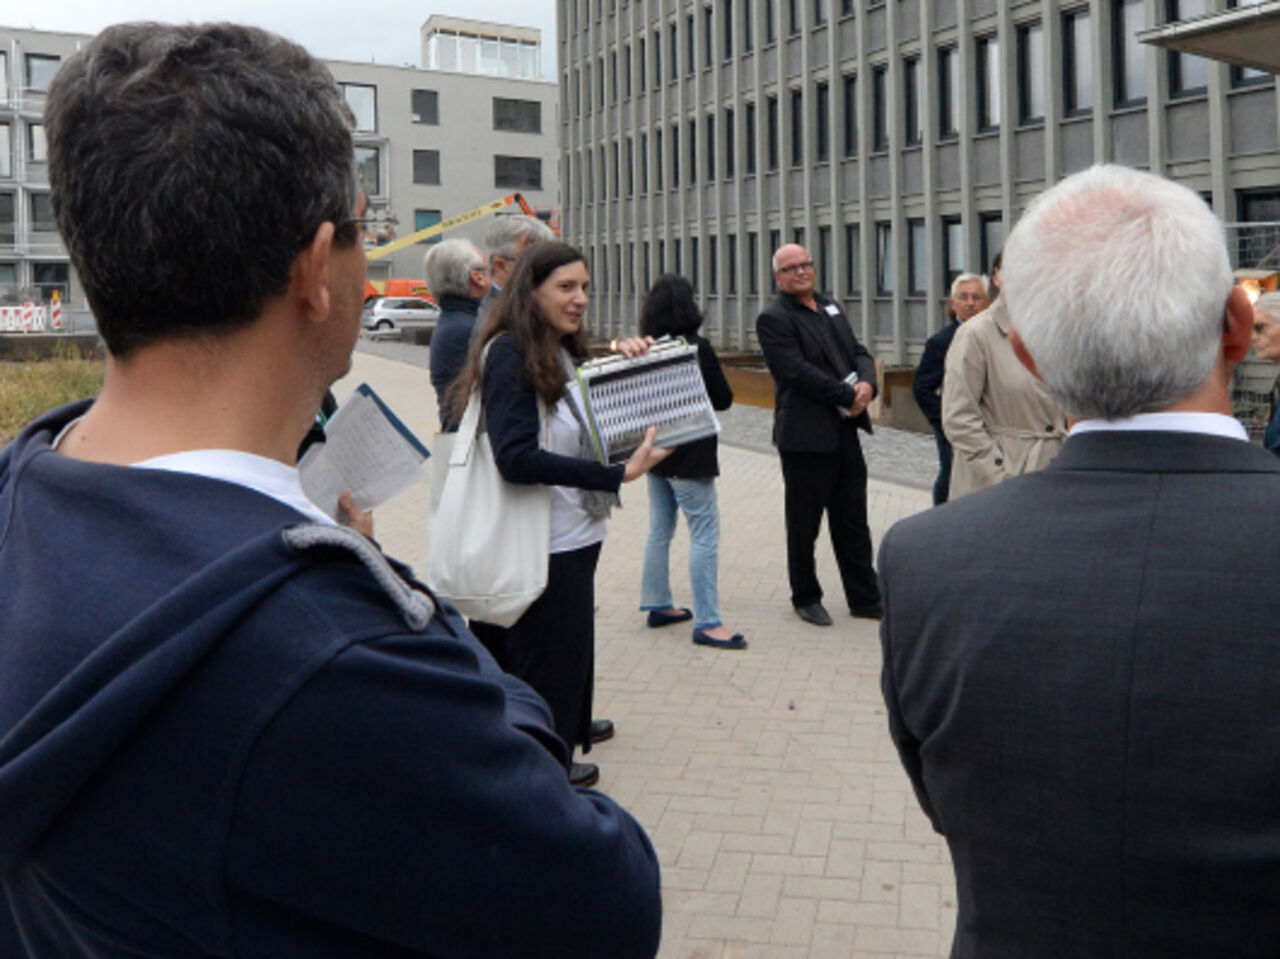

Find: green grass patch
0;344;104;445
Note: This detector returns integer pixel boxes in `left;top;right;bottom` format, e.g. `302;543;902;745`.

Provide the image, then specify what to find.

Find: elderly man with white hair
479;214;555;320
879;165;1280;955
425;238;490;431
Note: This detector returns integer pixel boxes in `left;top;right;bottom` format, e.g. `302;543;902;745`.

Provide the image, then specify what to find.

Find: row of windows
566;1;1270;124
0;50;61;99
0;262;69;303
571;210;999;302
353;147;545;196
339;83;544;135
0;191;57;239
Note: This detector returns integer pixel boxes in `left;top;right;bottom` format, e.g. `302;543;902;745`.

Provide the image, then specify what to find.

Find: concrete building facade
0;20;559;332
558;0;1280;365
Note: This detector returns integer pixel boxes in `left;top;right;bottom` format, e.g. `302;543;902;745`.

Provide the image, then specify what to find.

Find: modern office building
0;18;559;331
558;0;1280;366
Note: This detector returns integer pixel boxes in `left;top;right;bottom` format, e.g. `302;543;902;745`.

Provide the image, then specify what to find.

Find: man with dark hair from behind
0;22;660;958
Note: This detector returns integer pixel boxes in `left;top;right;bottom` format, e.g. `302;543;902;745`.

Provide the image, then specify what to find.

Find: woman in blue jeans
637;274;745;649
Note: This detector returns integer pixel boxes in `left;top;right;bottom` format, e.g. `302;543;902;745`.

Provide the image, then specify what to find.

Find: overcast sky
9;0;559;77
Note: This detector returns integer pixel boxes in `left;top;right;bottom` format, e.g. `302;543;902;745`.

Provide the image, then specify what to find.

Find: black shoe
569;762;599;788
795;602;833;627
647;607;693;628
851;603;884;621
692;628;748;650
590;719;615;744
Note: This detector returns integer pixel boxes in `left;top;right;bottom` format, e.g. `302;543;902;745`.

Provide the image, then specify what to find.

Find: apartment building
0;18;559;332
558;0;1280;364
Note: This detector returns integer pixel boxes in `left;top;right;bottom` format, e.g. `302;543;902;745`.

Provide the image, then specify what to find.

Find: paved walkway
336;346;956;958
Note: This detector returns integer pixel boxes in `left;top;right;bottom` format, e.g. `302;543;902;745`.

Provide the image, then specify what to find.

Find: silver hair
950;273;989;299
423;240;486;298
1003;164;1233;420
484;214;554;264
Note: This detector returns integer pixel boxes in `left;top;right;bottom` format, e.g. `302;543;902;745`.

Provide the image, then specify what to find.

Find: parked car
361;297;440;336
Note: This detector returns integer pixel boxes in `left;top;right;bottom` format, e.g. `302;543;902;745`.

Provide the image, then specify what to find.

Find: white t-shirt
546;383;608;553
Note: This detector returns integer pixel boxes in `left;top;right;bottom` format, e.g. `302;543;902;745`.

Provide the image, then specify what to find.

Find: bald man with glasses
756;243;882;627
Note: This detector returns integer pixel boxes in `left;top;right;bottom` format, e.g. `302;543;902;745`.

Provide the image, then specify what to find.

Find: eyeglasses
776;261;815;275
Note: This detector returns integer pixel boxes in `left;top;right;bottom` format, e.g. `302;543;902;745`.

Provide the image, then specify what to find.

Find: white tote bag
427;379;551;628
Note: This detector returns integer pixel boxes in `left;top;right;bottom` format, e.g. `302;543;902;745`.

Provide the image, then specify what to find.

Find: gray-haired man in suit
879;164;1278;955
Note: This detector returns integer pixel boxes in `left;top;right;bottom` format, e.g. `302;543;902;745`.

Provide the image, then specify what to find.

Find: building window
817;226;831;294
670;23;679;80
814;0;828;27
639;37;647;88
766;0;777;44
644;241;651;289
341;83;377;133
844;223;861;295
687;15;696;76
610;50;618;101
688;119;698;184
1167;0;1209;97
769;229;781;292
790;89;804;167
493;97;542;133
671;123;680;187
709;235;718;293
691;236;700;288
841;0;854;15
766;95;779;171
654;29;663;88
414;209;443;244
0;264;15;295
1017;22;1045;124
725;107;736;177
788;0;801;35
495;155;541;190
980;212;1004;274
977;34;1000;131
903;56;922;146
815;81;830;162
724;0;735;59
0;193;13;244
705;114;716;180
625;44;633;97
640;132;649;192
937;46;959;138
33;263;69;302
745;102;757;174
907;218;927;295
408;88;437;123
748;231;760;293
598;55;606;105
875;221;893;295
705;6;715;68
355;146;381;196
612;141;620;194
1062;8;1093;116
626;136;635;195
942;216;964;289
585;150;594;202
413;149;440;185
0;53;7;103
842;73;858;157
872;64;888;152
30;192;56;232
655;128;664;189
1113;0;1148;107
27;123;46;163
743;0;754;50
25;54;60;93
792;226;805;247
675;238;682;274
0;125;9;178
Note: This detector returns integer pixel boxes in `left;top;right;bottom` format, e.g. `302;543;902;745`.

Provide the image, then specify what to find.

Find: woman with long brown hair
448;241;668;787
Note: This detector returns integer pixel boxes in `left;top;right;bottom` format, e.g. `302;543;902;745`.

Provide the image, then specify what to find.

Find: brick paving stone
334;347;956;959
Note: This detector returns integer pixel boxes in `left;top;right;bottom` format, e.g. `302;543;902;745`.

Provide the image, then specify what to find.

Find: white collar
1070;411;1247;442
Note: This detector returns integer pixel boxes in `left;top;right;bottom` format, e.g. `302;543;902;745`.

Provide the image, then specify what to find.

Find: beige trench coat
941;299;1069;499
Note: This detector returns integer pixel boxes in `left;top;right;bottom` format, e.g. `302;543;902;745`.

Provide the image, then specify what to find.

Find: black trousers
470;541;601;763
779;425;880;611
930;424;952;507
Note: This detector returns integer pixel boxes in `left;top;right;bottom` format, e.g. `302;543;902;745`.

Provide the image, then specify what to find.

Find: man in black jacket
756;243;881;626
912;273;990;505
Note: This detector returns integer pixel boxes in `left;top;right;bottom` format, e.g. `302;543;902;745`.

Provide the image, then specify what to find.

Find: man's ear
291;221;336;324
1222;284;1254;364
1009;326;1043;381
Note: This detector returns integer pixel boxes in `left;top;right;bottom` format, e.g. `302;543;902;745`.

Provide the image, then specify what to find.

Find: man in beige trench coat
942;259;1069;498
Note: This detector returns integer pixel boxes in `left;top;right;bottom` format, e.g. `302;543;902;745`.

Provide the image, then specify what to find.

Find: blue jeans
639;474;722;629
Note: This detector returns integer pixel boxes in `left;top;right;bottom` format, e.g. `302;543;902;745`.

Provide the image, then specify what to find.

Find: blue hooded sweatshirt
0;401;661;957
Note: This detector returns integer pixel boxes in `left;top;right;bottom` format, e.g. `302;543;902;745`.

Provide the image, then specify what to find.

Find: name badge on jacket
824;304;841;317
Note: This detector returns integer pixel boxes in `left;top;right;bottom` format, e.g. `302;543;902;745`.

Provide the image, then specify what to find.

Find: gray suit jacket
879;429;1280;957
